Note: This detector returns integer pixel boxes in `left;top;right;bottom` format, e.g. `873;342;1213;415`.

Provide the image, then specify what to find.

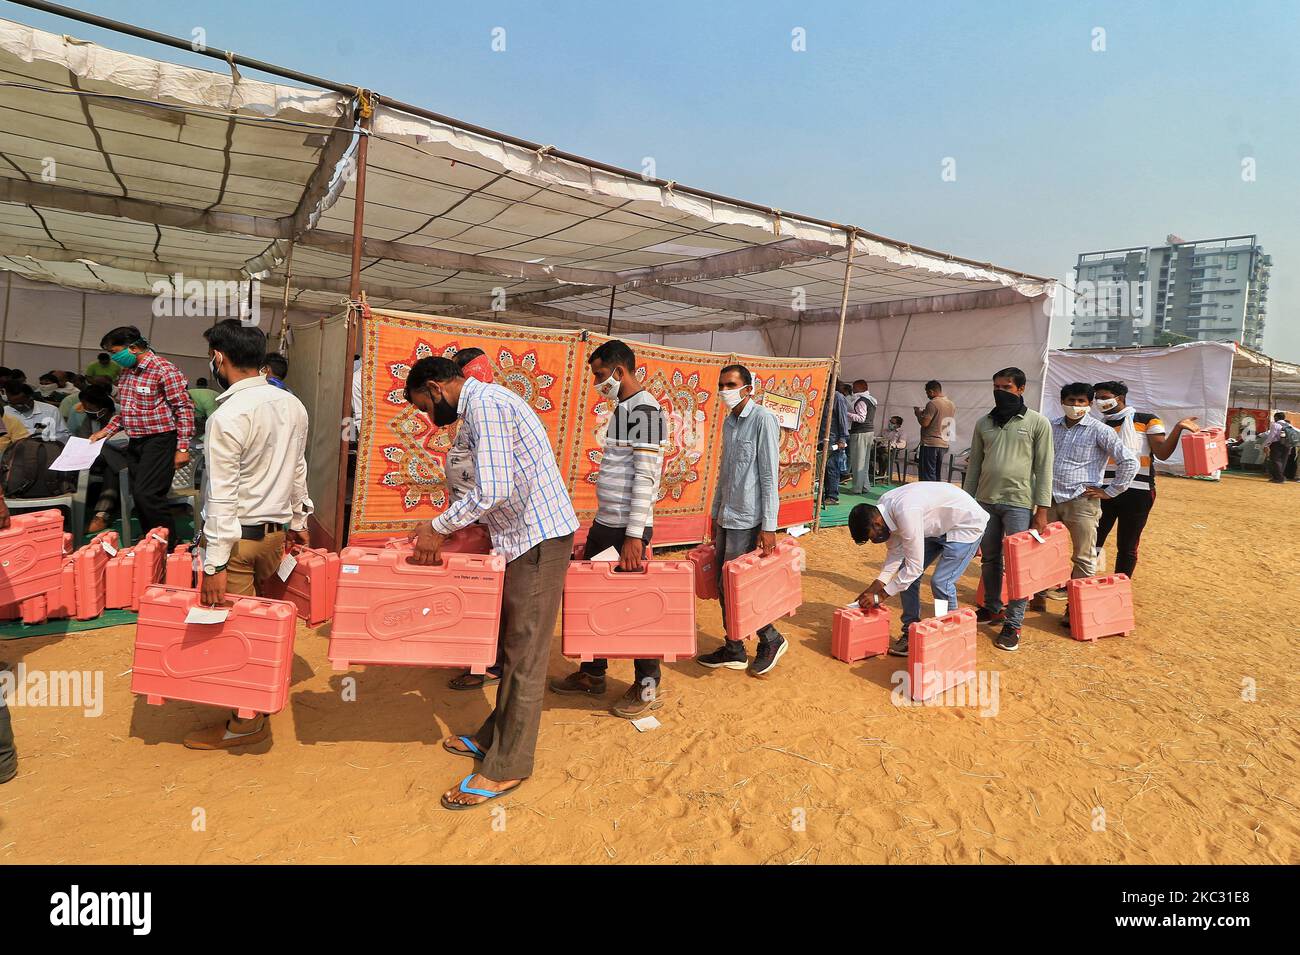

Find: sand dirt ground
1;474;1296;864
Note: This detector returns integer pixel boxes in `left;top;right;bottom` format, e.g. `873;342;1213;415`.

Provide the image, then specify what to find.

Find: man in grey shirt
697;363;788;676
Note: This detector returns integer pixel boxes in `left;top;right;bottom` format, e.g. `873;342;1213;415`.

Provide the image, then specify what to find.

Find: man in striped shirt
88;325;194;547
405;356;577;811
550;340;668;718
1030;382;1137;624
1091;381;1199;579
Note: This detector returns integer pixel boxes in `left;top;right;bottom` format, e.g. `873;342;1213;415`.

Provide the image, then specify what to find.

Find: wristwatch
203;562;227;576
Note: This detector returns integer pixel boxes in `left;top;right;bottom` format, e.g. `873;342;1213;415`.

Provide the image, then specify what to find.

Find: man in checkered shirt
404;355;577;812
89;326;194;546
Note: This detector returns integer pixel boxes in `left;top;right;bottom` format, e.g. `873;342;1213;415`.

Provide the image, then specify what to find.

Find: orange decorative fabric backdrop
350;309;832;545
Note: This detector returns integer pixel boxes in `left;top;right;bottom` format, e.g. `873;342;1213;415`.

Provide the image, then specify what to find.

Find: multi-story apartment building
1070;234;1270;350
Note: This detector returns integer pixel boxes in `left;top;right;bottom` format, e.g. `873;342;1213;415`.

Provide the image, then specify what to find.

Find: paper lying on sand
786;525;810;538
47;436;103;471
631;715;661;733
184;606;229;625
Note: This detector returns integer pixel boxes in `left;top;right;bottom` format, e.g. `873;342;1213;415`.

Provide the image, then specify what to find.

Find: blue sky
8;0;1298;359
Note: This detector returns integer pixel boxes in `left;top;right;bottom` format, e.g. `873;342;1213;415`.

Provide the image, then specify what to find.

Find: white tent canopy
0;14;1052;341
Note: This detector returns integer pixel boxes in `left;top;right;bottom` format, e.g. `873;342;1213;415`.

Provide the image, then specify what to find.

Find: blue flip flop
442;735;484;759
441;774;522;811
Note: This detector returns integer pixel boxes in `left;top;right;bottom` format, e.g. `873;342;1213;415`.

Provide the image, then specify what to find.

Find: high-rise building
1070;234;1270;351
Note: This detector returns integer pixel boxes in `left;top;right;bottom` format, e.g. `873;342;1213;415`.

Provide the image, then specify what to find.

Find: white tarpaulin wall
0;272;314;383
1045;342;1235;477
787;299;1051;455
282;310;348;547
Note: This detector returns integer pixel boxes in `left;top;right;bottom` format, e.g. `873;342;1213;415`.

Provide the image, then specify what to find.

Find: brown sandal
448;671;500;691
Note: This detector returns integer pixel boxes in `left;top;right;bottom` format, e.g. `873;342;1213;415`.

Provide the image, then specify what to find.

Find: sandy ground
1;474;1296;865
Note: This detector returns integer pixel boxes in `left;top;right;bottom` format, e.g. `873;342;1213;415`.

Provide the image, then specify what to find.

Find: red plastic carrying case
0;509;65;604
562;560;696;663
131;585;297;718
1003;522;1072;601
722;538;804;641
907;608;977;702
328;547;506;673
831;605;891;663
1067;574;1135;641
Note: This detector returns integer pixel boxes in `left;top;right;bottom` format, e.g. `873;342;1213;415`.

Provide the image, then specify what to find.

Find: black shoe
975;606;1006;626
697;642;748;670
823;498;840;506
749;637;788;676
887;634;909;657
994;625;1020;652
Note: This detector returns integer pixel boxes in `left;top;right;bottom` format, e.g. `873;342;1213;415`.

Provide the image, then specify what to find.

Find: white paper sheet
184;606;229;625
631;715;661;733
46;436;104;471
276;553;297;582
589;546;620;562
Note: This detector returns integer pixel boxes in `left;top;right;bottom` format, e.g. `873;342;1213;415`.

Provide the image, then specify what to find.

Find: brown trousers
472;533;573;781
224;532;285;597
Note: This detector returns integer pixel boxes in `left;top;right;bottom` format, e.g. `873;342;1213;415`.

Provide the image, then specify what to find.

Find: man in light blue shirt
405;356;577;812
1033;382;1138;623
697;363;788;677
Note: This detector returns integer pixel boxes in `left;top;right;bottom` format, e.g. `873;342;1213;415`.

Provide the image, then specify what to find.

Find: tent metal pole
1268;358;1274;412
272;240;294;351
812;234;856;532
605;285;616;335
334;97;372;549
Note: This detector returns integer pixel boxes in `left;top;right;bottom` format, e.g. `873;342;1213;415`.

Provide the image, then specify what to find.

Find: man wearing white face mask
697;363;788;676
1091;380;1198;579
1029;383;1137;623
550;339;668;716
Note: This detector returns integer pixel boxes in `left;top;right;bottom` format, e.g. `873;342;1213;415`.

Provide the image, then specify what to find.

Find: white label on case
342;565;360;573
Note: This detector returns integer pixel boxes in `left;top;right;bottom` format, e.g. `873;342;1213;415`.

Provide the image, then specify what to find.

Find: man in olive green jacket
963;366;1054;653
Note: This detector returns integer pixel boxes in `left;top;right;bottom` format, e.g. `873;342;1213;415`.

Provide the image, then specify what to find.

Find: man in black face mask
962;367;1053;653
403;356;577;812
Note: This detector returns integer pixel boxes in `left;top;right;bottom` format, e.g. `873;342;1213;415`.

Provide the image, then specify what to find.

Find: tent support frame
334;97;373;549
812;232;856;532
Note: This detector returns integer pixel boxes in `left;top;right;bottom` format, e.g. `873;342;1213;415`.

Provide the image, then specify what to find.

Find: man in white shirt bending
186;319;313;752
848;482;989;656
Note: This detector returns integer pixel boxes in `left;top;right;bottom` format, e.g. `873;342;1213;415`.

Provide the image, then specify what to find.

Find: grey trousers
472;533;573;780
849;431;875;493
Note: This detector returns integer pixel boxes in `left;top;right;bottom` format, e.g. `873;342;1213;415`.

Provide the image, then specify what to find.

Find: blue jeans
715;525;782;650
918;445;945;482
899;536;981;632
978;502;1031;629
823;446;845;500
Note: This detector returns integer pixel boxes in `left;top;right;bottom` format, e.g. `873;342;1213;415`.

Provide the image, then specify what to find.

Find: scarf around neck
990;393;1026;427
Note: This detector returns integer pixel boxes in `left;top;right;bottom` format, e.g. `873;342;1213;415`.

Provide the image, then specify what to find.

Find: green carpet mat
815;482;901;528
0;608;137;640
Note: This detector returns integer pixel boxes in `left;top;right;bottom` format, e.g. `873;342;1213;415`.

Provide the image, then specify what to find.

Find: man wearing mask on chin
1091;380;1197;579
88;325;193;548
550;339;668;718
186;320;312;751
963;367;1053;652
404;356;577;812
1028;383;1138;625
696;363;788;676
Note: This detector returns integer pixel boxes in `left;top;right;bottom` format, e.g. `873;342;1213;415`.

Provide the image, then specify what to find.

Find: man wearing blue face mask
88;325;193;547
697;363;788;676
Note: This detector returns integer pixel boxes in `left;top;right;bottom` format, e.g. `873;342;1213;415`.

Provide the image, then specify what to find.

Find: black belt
240;523;284;541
